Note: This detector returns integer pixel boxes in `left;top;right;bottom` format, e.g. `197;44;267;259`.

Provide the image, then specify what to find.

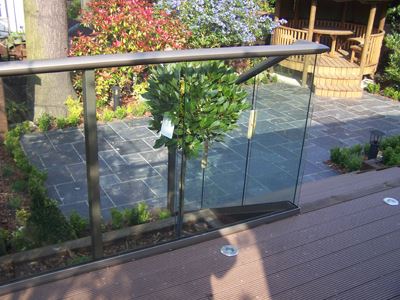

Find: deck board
317;53;358;68
1;187;400;300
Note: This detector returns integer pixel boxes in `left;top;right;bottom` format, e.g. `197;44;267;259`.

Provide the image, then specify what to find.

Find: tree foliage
144;61;249;157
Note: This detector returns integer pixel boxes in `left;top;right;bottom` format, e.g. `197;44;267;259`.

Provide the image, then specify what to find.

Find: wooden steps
313;54;363;98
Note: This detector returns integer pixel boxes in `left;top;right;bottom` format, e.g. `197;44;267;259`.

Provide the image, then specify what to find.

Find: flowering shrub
70;0;190;106
157;0;285;48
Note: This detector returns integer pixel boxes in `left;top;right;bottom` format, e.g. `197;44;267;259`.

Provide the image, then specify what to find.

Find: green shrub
131;202;151;225
11;179;28;193
114;106;127;120
385;33;400;87
37;113;53;132
56;117;69;129
346;154;363;171
330;144;366;172
158;209;172;220
383;146;400;166
383;86;400;101
330;147;341;164
0;228;9;255
110;208;124;230
27;198;76;246
110;203;152;229
4;123;76;248
10;227;32;252
366;83;381;94
2;164;14;177
99;108;114;122
381;135;400;150
5;100;28;124
15;208;30;226
65;96;83;126
55;97;83;129
127;101;149;117
67;0;81;20
330;135;400;172
66;255;90;266
7;195;23;210
69;211;89;238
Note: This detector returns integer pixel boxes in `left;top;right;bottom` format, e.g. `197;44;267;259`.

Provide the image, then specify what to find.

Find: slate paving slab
104;180;156;206
19;89;400;217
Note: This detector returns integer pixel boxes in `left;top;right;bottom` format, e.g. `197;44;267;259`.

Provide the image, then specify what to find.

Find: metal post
176;151;186;237
167;145;177;213
83;70;104;259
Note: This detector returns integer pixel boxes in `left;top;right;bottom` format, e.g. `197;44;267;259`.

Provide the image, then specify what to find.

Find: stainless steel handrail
0;41;328;76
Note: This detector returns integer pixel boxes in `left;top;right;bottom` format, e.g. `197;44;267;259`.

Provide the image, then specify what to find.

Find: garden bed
328;135;400;173
0;208;221;283
0;140;31;248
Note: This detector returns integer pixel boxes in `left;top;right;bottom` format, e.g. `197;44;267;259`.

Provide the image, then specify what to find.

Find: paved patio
20;85;400;218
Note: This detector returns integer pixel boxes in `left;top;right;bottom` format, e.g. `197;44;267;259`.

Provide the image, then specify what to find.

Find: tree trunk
24;0;76;119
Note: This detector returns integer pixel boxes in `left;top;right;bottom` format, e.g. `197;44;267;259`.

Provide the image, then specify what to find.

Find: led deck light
220;245;239;257
383;198;399;206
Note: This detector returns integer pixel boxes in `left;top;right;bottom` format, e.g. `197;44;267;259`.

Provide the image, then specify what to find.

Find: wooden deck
280;52;363;98
1;170;400;299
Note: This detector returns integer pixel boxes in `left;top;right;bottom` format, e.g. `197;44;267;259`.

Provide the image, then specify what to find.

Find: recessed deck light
220;245;239;257
383;198;399;206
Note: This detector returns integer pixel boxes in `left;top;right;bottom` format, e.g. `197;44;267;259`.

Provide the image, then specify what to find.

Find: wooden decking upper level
1;169;400;299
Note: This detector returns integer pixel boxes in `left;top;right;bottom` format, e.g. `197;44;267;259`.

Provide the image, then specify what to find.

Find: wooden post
307;0;317;41
378;3;388;32
302;0;317;86
341;2;348;25
0;79;7;139
274;0;281;21
294;0;300;25
360;4;377;76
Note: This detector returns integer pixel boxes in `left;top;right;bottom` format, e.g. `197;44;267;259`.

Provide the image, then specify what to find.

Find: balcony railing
0;41;328;294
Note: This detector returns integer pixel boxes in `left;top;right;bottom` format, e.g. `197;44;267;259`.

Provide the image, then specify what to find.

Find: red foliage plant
69;0;190;106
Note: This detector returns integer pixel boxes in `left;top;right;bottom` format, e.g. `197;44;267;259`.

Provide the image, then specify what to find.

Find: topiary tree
143;61;249;212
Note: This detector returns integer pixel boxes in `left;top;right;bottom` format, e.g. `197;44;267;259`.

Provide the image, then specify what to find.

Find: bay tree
144;61;249;212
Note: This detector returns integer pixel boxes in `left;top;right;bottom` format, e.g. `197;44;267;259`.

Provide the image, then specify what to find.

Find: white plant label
160;115;174;139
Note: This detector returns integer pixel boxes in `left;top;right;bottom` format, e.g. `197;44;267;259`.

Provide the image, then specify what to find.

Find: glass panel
181;55;317;234
0;72;93;284
92;64;178;257
244;54;317;207
172;59;251;235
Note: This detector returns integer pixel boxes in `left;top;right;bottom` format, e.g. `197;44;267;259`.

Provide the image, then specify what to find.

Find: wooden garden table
303;27;354;56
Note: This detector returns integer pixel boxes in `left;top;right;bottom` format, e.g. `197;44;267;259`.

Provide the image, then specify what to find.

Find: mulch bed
0;221;210;284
